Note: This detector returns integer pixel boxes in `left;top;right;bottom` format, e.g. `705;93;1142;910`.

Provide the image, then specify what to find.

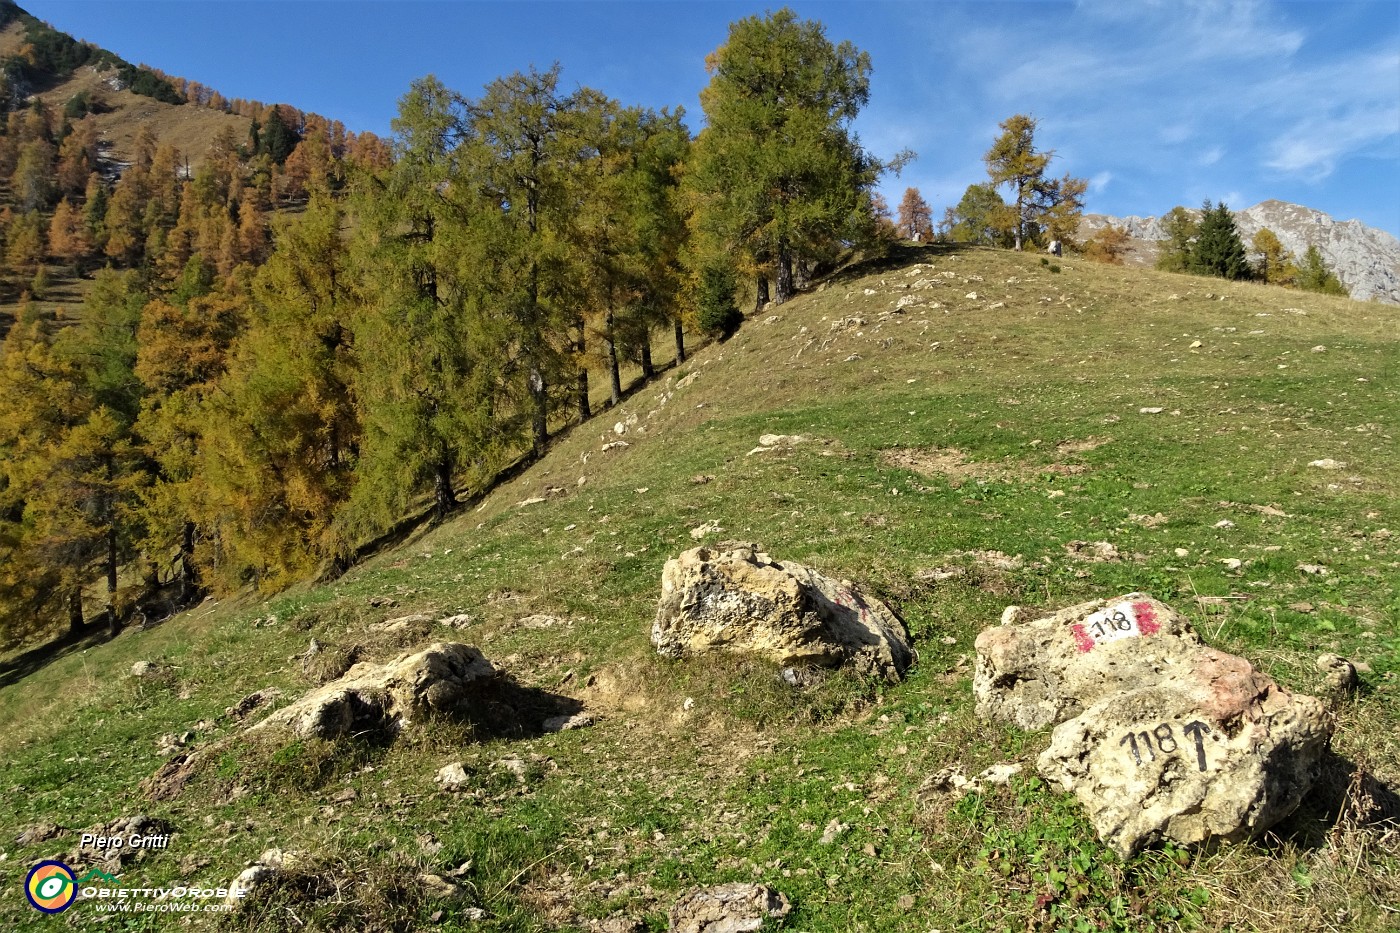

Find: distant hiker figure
1048;239;1063;257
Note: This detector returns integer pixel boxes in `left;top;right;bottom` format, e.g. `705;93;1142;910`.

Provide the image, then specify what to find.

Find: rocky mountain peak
1080;201;1400;304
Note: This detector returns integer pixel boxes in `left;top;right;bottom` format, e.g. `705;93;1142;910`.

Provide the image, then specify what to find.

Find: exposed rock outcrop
653;544;912;681
1080;200;1400;304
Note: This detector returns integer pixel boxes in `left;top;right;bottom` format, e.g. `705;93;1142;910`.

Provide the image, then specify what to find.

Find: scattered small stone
1138;407;1164;414
613;422;627;435
602;441;630;452
226;688;283;720
1316;654;1360;694
1064;540;1120;562
14;822;64;846
689;474;715;485
1309;459;1345;470
542;712;593;733
1288;602;1315;613
130;661;157;678
689;521;723;540
921;762;1023;799
1214;519;1235;529
669;883;790;933
818;818;847;845
418;872;465;899
368;595;398;609
1000;606;1026;625
436;762;470;791
1221;558;1243;570
1297;563;1329;576
1189;340;1203;349
495;757;530;782
1174;548;1190;558
438;614;474;629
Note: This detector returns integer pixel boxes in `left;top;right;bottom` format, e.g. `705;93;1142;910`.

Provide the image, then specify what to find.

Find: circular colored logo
25;860;77;913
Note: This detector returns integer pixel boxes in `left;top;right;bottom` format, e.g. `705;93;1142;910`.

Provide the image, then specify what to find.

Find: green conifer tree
1188;201;1250;280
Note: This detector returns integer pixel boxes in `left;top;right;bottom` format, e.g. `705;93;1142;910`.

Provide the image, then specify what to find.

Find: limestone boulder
652;544;912;681
974;593;1199;729
247;642;497;740
1037;649;1330;856
974;593;1333;856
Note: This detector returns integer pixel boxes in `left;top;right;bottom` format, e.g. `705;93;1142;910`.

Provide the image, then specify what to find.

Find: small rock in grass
436;762;470;791
1309;459;1345;470
669;883;791;933
542;712;593;733
1316;654;1360;694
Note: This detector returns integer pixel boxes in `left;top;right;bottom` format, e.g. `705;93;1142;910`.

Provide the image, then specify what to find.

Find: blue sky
22;0;1400;236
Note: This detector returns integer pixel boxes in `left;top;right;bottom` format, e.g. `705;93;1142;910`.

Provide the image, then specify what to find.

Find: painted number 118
1119;720;1213;772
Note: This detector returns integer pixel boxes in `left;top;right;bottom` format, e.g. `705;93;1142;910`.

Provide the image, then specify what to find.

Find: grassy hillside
1;245;1396;931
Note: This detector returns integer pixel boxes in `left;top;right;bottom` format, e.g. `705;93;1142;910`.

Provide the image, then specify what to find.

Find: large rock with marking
652;544;913;681
974;593;1200;729
974;594;1332;855
1037;650;1330;856
247;642;498;740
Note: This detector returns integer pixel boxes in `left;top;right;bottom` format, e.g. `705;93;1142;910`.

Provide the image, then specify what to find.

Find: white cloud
1090;171;1113;192
1199;147;1223;166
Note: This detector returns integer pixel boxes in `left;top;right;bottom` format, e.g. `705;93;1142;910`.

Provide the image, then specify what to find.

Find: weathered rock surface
247;642;497;740
653;544;913;681
1037;649;1330;856
974;594;1198;729
975;593;1332;856
668;882;791;933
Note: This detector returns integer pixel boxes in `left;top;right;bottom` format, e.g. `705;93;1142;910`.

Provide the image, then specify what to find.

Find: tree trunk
640;332;654;380
529;366;548;458
673;317;685;364
574;320;590;422
105;524;121;637
774;244;794;304
605;308;622;406
179;521;198;605
432;451;455;521
755;275;769;311
67;587;85;636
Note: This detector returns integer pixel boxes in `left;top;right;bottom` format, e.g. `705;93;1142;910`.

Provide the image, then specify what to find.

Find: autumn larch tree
1154;206;1198;273
686;9;892;307
347;76;495;534
983;114;1086;250
897;187;933;241
1295;244;1347;296
1251;228;1296;286
459;65;578;455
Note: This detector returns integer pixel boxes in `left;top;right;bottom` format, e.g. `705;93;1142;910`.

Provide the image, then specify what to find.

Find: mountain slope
0;7;251;170
2;246;1397;931
1081;200;1400;304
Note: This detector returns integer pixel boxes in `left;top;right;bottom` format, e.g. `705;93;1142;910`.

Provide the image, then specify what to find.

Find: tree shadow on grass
0;626;114;690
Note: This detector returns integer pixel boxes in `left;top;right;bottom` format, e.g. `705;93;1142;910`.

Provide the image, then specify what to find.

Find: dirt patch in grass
882;446;1090;488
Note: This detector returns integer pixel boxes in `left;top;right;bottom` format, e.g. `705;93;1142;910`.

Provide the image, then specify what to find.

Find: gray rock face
653;544;913;681
1080;200;1400;304
975;594;1332;856
668;883;791;933
247;642;497;740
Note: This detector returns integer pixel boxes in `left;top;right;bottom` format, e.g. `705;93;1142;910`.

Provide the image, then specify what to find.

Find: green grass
1;245;1397;931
